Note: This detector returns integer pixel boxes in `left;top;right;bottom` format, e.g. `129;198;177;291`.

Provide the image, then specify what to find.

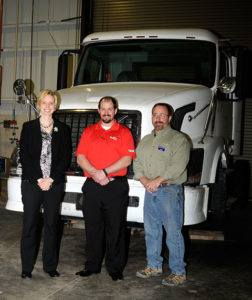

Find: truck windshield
74;39;216;88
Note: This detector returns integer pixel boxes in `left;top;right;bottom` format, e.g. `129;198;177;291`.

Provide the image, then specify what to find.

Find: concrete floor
0;178;252;300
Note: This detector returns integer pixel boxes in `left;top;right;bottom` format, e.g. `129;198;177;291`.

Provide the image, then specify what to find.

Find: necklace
40;120;53;129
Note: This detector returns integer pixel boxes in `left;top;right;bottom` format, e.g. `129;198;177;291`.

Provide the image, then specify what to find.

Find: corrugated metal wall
242;100;252;170
93;0;252;48
92;0;252;194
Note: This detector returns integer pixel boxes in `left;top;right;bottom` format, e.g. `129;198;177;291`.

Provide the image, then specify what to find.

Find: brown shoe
162;273;186;286
136;267;162;279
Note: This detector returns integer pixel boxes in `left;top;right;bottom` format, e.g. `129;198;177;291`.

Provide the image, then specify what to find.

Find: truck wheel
229;160;250;208
209;161;227;217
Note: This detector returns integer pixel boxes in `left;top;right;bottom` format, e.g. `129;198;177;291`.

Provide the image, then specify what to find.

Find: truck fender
210;150;227;184
196;136;226;184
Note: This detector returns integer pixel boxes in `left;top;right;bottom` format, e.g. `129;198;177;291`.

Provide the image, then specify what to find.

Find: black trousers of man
20;181;64;273
82;177;129;275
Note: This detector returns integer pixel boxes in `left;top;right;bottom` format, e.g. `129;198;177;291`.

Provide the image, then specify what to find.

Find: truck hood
58;82;211;110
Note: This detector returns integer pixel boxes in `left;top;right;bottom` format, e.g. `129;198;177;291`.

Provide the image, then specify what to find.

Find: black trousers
82;177;129;274
20;181;64;272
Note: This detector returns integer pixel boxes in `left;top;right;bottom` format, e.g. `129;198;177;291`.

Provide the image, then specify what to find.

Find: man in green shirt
133;103;190;286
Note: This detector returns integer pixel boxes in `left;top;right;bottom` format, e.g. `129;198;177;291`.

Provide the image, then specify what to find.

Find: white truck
6;28;251;226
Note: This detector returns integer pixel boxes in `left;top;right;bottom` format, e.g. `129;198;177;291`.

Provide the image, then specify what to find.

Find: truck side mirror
235;48;252;99
13;79;26;97
57;49;80;90
218;77;236;94
13;78;39;117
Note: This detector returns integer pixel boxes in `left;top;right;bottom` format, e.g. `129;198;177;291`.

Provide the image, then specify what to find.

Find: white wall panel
0;0;81;158
1;0;80;95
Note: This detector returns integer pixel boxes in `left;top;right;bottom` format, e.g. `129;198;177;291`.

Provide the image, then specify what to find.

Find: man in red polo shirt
75;96;136;281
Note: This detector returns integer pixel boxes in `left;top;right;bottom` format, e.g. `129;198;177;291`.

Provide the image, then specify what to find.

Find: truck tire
229;160;250;208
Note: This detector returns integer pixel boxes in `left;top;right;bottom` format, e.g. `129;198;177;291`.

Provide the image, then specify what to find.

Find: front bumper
6;176;209;225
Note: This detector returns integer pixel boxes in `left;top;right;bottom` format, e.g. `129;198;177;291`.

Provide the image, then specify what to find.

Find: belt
86;176;126;182
159;182;173;187
109;176;126;182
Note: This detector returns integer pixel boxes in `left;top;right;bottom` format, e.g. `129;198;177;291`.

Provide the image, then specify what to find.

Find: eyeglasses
152;113;169;119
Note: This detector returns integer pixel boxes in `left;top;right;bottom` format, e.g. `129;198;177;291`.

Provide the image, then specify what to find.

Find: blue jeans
144;184;186;275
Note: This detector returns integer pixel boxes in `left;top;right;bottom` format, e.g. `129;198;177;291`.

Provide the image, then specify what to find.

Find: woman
19;89;71;279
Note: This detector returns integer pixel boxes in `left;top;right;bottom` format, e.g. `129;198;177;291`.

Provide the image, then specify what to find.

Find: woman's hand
37;178;54;191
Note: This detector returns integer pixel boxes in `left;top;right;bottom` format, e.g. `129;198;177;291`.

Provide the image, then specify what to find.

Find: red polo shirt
75;120;136;177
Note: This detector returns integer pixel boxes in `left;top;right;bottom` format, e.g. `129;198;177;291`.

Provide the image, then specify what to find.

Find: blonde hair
37;89;58;109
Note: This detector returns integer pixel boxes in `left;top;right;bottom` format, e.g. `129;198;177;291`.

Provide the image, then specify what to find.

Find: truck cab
6;28;250;226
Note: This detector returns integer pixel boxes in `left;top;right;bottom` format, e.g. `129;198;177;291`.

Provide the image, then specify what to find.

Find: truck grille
54;109;141;178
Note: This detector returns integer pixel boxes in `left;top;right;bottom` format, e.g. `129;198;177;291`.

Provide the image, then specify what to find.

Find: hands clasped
141;177;163;194
37;178;54;191
145;180;159;193
92;169;110;186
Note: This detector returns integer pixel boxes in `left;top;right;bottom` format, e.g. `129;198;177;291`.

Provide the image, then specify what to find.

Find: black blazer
20;117;72;184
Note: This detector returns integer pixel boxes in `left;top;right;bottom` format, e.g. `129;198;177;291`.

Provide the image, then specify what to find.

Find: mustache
154;121;164;125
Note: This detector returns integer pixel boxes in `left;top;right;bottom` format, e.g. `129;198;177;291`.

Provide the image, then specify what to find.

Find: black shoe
75;269;100;277
47;270;60;277
21;271;32;279
110;272;123;281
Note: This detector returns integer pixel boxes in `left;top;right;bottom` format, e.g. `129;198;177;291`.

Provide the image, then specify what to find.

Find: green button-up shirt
133;126;190;184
